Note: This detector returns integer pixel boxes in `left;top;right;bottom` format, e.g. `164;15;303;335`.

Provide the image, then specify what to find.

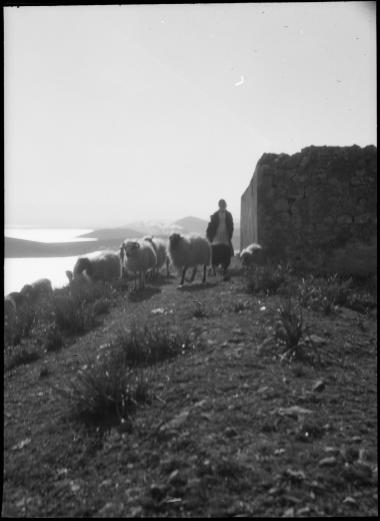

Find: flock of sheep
4;231;264;322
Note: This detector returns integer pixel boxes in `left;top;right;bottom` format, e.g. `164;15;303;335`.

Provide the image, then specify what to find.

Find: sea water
4;228;96;295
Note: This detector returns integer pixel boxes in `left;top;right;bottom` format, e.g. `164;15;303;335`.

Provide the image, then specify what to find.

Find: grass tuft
275;298;304;360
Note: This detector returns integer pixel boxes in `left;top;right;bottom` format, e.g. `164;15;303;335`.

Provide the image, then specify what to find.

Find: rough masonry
240;145;377;275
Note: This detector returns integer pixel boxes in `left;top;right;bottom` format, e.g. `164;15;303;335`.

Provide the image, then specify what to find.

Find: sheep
168;233;211;287
4;293;18;325
67;250;122;284
143;235;170;279
239;243;266;269
120;238;157;290
210;243;232;280
19;278;53;305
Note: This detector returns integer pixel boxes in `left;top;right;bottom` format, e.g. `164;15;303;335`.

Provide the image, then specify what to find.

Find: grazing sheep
240;243;265;269
168;233;211;287
20;278;53;305
210;243;232;279
120;239;157;290
4;293;18;325
69;251;122;283
143;235;170;279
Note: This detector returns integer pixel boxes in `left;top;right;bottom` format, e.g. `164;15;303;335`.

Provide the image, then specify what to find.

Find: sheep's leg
180;267;187;286
166;259;170;278
189;267;197;282
141;270;145;290
202;265;207;284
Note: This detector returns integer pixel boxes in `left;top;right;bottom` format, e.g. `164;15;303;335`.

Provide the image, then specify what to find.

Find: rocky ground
3;263;378;517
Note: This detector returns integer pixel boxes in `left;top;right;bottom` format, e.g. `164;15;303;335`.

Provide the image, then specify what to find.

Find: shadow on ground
178;282;218;292
128;286;162;302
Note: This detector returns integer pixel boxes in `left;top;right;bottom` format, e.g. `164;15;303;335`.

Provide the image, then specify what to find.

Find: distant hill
173;216;240;250
78;227;143;240
173;216;209;235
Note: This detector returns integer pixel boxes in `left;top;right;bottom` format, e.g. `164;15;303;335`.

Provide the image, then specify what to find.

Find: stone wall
240;145;377;275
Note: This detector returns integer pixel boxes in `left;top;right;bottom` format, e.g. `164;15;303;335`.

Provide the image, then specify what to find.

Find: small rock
168;469;187;487
282;507;295;517
257;386;270;394
99;479;112;488
161;409;190;431
308;334;327;345
297;507;311;515
318;457;337;467
276;406;313;418
343;496;357;506
286;469;306;481
349;436;362;444
151;308;165;314
269;486;284;495
225;426;238;438
324;446;340;456
129;506;143;517
11;438;31;451
98;502;116;516
312;379;325;392
274;448;286;456
70;480;81;493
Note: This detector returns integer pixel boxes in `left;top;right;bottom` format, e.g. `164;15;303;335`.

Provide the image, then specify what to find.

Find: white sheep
120;238;157;290
168;233;211;287
66;250;122;284
20;278;53;304
143;235;170;279
239;243;265;269
4;293;18;325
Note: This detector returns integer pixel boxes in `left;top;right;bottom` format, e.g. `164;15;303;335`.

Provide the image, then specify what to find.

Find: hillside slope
3;268;377;517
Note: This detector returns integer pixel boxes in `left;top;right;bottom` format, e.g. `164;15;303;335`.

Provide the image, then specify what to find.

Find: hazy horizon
4;2;376;229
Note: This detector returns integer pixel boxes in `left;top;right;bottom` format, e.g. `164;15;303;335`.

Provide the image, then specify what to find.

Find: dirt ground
3;264;378;517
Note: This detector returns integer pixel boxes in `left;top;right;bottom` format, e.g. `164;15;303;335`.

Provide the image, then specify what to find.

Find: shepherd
206;199;234;279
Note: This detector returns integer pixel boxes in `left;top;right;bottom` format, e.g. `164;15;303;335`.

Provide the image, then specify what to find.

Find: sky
4;2;377;228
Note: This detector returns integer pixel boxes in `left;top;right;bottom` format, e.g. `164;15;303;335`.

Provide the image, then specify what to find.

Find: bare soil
3;265;378;517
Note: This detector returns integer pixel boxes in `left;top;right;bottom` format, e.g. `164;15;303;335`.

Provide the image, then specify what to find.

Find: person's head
218;199;227;211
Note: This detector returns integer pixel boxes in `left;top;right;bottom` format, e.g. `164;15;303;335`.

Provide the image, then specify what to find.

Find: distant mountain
79;217;240;248
125;220;177;237
173;216;240;249
172;216;209;235
78;227;142;240
4;237;122;258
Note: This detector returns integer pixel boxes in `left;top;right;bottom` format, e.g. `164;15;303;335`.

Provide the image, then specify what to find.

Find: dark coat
206;210;234;255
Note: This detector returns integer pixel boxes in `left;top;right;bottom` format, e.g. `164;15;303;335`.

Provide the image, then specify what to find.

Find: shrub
4;304;37;349
113;321;196;368
275;298;304;360
55;321;200;427
57;349;151;426
53;295;99;335
297;273;353;314
192;300;209;319
5;344;42;372
43;325;64;352
246;263;291;296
